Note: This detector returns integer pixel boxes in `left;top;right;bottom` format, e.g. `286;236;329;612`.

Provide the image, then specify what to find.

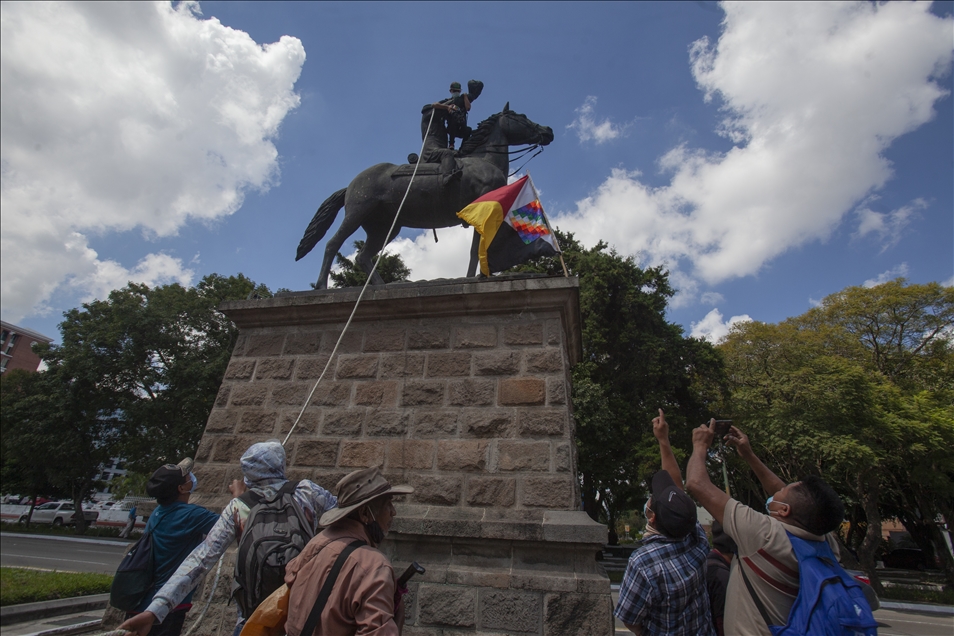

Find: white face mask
189;473;197;493
450;91;461;98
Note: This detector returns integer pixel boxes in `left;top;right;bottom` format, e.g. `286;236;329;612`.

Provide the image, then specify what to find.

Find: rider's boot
440;153;462;187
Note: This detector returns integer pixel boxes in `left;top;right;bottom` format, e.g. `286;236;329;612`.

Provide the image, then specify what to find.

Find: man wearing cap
119;441;337;636
686;422;848;636
283;467;413;636
614;409;715;636
123;458;220;636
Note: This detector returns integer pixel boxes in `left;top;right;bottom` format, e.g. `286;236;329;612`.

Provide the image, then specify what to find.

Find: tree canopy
718;279;954;589
329;240;411;288
1;273;269;531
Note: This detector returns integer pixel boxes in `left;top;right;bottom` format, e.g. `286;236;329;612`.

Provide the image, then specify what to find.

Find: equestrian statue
296;83;554;290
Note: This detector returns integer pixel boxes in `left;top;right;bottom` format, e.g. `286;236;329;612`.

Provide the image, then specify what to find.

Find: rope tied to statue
282;108;438;447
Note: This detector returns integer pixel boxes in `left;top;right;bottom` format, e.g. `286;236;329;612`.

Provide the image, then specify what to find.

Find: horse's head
498;103;554;147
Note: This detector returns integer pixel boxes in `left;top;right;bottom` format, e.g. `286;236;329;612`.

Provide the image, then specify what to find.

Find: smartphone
713;420;732;437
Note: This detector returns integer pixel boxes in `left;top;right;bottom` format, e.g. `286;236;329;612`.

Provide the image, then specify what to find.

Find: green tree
1;363;117;533
1;370;62;526
719;279;954;590
328;241;411;288
512;231;728;542
40;273;269;474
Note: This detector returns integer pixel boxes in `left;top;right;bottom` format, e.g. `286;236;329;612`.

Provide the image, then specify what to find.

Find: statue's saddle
392;162;441;178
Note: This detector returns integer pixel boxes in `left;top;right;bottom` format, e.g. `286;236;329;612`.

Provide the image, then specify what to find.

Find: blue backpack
742;532;878;635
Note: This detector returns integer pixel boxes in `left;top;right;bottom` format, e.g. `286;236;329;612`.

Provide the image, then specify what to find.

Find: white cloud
854;197;927;251
567;96;628;144
0;1;305;320
690;308;752;343
700;291;725;306
863;263;910;288
389;226;477;281
943;276;954;288
808;297;823;308
549;3;952;304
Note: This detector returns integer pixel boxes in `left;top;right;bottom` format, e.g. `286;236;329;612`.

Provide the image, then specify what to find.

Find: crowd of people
614;409;875;636
115;410;872;636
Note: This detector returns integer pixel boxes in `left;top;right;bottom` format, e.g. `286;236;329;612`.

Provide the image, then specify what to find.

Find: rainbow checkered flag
457;175;561;276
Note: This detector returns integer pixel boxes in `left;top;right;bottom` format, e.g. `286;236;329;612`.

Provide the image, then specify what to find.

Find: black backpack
231;481;313;617
110;527;155;611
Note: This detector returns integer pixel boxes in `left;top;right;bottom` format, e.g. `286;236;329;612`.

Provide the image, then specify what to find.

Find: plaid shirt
614;522;715;636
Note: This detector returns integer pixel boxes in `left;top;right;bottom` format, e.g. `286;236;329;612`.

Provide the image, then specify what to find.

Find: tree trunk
26;489;37;528
935;501;954;586
834;534;862;569
581;473;600;522
856;472;884;596
72;485;88;535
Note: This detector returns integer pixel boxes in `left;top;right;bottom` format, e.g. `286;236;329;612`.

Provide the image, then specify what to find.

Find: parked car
18;501;99;526
882;548;924;570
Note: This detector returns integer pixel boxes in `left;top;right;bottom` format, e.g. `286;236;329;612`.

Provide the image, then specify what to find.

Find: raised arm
725;426;785;496
653;409;683;490
685;420;730;525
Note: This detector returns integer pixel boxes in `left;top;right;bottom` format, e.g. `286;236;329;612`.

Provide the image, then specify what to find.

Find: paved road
0;533;129;573
610;590;953;635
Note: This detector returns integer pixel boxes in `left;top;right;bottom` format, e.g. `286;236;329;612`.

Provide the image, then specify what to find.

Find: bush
0;568;113;606
880;585;954;606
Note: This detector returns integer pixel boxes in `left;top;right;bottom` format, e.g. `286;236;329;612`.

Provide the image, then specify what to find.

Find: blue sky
2;1;952;344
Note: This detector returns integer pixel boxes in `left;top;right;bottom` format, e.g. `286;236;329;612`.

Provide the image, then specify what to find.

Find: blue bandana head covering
241;440;286;488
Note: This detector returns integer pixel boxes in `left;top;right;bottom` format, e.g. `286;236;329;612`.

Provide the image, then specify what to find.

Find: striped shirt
721;498;840;635
614;522;716;636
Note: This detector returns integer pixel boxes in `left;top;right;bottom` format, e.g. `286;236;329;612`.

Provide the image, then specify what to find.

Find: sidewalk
1;594;108;636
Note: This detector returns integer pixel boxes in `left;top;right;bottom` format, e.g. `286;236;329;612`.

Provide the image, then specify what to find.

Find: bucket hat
319;467;413;527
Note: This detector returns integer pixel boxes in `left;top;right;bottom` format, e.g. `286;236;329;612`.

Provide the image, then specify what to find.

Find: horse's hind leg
316;205;365;289
357;220;394;285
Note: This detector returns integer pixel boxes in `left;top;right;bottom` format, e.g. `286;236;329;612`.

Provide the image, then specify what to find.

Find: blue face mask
766;495;788;515
189;473;197;493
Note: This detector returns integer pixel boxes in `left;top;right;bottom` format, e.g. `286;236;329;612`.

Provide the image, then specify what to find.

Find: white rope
283;108;437;447
182;553;225;636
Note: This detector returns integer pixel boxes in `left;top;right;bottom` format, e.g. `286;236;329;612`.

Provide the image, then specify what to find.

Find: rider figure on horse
422;80;483;186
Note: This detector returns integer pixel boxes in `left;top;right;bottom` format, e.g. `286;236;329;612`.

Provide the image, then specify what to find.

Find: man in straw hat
283;466;413;636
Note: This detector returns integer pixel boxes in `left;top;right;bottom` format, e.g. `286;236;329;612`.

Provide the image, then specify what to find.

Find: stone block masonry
188;275;612;635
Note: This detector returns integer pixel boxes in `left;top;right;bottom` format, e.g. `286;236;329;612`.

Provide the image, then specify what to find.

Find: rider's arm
463;95;471;112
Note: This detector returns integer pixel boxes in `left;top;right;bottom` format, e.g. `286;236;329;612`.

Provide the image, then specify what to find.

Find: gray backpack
231;481;313;617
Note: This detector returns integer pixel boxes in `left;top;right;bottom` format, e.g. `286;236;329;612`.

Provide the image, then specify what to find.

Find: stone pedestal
188;275;612;635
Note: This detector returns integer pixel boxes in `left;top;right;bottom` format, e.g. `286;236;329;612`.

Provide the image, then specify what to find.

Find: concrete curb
880;600;954;615
0;532;131;547
0;594;110;626
610;585;953;616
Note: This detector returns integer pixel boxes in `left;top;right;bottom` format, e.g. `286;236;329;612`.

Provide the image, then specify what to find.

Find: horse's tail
296;188;347;261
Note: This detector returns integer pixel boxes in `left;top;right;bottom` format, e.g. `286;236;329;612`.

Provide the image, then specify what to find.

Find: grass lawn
0;567;113;606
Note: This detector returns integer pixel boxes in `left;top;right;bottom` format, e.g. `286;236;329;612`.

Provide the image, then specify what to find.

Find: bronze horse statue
296;104;554;289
